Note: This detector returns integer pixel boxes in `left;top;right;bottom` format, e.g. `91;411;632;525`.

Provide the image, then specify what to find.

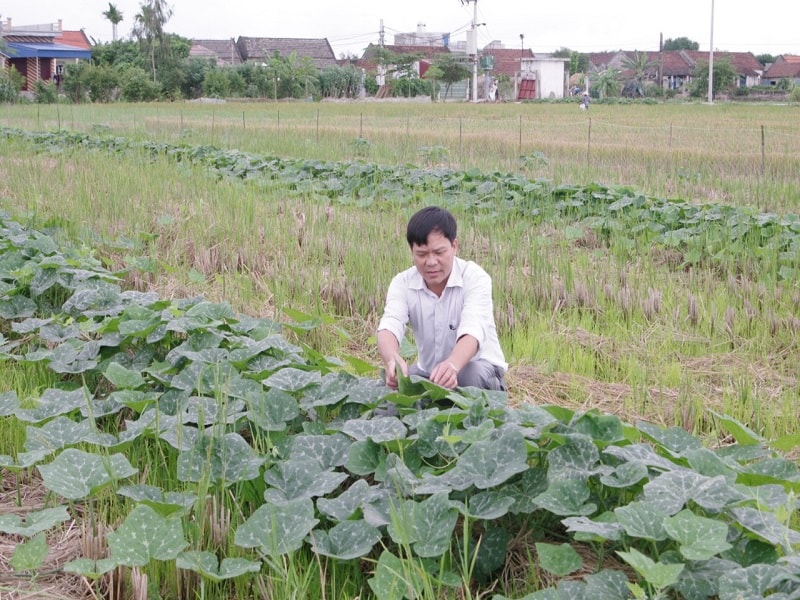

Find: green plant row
2;126;799;285
2;207;800;599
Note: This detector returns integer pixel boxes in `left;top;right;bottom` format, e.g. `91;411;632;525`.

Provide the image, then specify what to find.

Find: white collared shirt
378;256;508;374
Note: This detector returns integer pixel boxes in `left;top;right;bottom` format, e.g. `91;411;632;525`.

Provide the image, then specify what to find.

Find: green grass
1;101;798;440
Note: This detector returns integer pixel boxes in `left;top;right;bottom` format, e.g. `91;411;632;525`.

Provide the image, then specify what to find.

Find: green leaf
449;426;529;490
533;479;596;516
584;569;632;600
599;461;649;488
176;551;261;581
263;367;322;392
15;387;90;423
104;361;146;389
263;460;348;504
309;520;381;560
718;564;778;600
25;417;117;454
572;411;624;445
0;391;19;416
341;416;408;443
316;479;385;521
345;439;383;476
10;532;49;572
63;557;118;578
663;509;732;560
108;505;187;566
288;433;352;469
614;500;669;541
38;449;137;499
0;506;70;537
729;507;800;552
234;498;319;557
368;550;424;600
246;387;300;432
562;515;624;542
536;542;583;576
387;492;458;557
709;410;764;446
117;485;196;517
617;547;684;591
642;470;707;514
177;431;264;485
462;491;515;520
473;526;512;582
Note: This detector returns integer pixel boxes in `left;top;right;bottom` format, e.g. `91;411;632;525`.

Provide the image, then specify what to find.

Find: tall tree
131;0;173;81
432;54;470;99
102;3;124;42
621;51;658;96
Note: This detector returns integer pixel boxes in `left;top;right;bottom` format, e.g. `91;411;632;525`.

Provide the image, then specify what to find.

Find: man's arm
429;334;478;389
377;329;408;389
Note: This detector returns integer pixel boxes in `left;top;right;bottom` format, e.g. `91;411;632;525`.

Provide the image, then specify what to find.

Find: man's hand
384;355;408;389
430;360;459;390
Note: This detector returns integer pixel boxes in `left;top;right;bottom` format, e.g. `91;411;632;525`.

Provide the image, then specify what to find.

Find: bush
120;66;162;102
202;68;230;98
790;86;800;103
34;80;59;104
0;69;22;103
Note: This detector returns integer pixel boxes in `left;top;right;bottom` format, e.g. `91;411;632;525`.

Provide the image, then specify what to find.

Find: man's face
411;230;458;296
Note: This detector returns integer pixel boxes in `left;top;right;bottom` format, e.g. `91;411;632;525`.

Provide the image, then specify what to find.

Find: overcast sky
2;0;798;57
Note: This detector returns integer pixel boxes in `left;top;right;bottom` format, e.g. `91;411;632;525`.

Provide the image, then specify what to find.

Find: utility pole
461;0;479;102
708;0;715;104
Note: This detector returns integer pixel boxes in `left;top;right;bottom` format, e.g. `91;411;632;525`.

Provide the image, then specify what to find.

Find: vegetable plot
2;212;800;599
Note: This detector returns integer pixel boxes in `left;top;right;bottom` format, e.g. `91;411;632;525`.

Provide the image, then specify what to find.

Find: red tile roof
481;47;534;78
764;55;800;79
54;30;91;50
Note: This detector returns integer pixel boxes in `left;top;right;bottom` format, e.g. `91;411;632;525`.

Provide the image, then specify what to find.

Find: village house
762;55;800;87
586;49;764;95
0;18;91;91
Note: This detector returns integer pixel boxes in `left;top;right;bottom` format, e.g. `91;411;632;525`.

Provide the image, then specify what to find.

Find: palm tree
594;67;621;99
131;0;173;81
621;51;658;96
102;3;124;42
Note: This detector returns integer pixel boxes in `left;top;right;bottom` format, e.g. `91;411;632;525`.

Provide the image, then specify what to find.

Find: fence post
459;117;463;167
360;112;363;138
586;118;592;168
761;124;766;178
316;109;320;143
243;111;246;129
518;114;522;156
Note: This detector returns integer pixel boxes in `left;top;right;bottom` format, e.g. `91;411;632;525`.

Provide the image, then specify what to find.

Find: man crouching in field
377;206;507;391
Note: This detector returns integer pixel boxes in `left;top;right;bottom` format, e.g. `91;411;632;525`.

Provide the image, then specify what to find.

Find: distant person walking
580;90;590;110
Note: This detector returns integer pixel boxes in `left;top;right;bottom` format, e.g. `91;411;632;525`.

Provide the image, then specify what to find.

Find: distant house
189;38;243;66
586;50;763;93
237;37;337;70
762;55;800;86
0;18;91;91
519;55;569;99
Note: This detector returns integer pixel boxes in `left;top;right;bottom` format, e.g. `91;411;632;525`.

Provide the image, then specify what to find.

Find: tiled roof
482;47;534;78
587;50;764;78
764;55;800;79
682;50;763;76
237;36;337;69
190;39;242;65
55;30;91;50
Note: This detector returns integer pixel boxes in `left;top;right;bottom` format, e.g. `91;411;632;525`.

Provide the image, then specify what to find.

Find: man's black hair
406;206;457;247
